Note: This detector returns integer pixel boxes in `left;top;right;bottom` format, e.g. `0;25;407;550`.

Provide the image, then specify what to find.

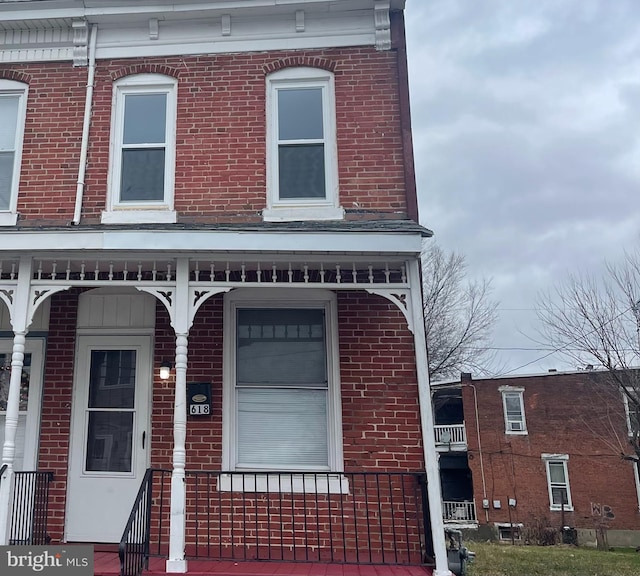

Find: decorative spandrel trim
137;286;174;320
365;288;414;334
190;287;232;328
0;289;14;308
374;1;391;51
27;285;71;331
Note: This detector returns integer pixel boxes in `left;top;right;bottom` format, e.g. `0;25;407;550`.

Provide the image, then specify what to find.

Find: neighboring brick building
0;1;453;575
434;371;640;547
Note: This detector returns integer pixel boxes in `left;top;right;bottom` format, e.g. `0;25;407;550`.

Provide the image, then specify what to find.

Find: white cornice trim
0;229;423;255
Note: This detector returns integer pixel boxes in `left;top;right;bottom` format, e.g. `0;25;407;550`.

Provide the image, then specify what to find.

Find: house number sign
187;382;212;416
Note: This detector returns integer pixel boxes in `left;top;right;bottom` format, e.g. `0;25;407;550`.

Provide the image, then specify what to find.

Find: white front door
66;335;151;542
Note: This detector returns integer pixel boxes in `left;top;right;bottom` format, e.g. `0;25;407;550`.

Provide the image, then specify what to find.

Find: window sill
0;212;18;226
263;206;345;222
550;505;573;512
219;473;349;494
101;209;177;225
505;430;528;435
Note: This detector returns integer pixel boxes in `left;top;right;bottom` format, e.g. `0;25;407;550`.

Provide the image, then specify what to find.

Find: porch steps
93;553;433;576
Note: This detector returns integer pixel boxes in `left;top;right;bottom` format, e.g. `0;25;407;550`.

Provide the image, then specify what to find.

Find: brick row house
0;1;453;575
434;371;640;547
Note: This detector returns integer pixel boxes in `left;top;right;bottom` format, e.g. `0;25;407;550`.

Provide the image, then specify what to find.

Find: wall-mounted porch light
160;360;173;381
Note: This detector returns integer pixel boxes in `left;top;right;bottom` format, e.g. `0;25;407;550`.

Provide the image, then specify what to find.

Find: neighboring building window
264;67;343;222
623;392;639;438
0;80;28;226
103;74;177;224
542;454;573;511
496;523;522;542
222;289;344;490
500;387;527;434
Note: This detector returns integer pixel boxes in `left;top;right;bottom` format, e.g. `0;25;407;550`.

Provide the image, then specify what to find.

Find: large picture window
103;74;177;224
223;289;344;482
264;68;343;222
0;80;28;226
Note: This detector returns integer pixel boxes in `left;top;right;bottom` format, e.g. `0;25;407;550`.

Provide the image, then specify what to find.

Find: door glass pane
86;411;133;472
278;144;325;199
123;93;166;144
120;148;165;201
0;352;32;412
89;350;136;409
237;309;326;386
278;88;323;140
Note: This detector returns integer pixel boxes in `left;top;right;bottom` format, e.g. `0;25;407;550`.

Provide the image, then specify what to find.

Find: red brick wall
37;290;425;546
462;374;640;532
1;47;408;226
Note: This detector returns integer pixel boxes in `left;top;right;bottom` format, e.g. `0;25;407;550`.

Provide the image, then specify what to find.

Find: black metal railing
124;469;430;569
119;468;161;576
9;471;54;545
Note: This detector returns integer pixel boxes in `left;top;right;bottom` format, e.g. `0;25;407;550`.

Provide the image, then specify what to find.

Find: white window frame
499;386;527;434
542;454;573;511
263;67;343;222
103;74;177;224
623;391;639;438
0;80;28;226
221;288;345;493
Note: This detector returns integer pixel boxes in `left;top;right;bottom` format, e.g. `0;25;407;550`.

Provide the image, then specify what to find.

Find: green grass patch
466;541;640;576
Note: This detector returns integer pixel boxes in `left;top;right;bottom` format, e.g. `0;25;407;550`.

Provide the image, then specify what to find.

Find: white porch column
407;258;453;576
166;258;190;573
0;257;33;545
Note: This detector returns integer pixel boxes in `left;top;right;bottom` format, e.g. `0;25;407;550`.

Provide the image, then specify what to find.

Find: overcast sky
405;1;640;376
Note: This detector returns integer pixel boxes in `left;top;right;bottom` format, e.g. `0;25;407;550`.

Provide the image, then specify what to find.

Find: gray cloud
407;0;640;374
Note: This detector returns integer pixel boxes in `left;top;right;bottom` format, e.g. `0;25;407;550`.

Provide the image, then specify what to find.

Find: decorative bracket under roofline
365;288;414;334
72;19;88;66
374;1;391;51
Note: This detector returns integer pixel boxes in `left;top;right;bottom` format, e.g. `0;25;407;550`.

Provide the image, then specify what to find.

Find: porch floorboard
94;553;433;576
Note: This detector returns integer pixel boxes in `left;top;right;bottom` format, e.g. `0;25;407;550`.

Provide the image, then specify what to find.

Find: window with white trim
0;80;28;226
264;67;343;222
500;387;527;434
542;454;573;511
103;74;177;224
623;392;639;438
222;289;344;489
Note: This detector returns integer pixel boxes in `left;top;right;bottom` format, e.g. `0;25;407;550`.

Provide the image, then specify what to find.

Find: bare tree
422;243;499;382
536;251;640;462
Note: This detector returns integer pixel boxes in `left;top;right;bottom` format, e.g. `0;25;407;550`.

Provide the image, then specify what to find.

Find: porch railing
119;468;163;576
9;471;54;545
434;424;467;446
442;500;477;523
121;469;430;575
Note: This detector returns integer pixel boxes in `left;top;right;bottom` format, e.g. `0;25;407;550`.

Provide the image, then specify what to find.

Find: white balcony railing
442;501;477;523
434;424;466;446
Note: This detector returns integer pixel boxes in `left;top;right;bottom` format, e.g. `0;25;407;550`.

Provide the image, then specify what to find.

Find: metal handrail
119;468;155;576
10;470;54;545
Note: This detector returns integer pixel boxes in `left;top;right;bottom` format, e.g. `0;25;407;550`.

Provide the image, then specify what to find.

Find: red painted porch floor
94;552;433;576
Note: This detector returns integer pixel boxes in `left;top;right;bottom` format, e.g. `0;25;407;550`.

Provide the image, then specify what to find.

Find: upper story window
623;391;639;438
264;68;343;222
103;74;177;224
0;80;28;226
542;454;573;511
500;386;527;434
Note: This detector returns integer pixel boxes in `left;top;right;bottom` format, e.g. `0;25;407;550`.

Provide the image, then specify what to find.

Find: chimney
460;372;472;382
